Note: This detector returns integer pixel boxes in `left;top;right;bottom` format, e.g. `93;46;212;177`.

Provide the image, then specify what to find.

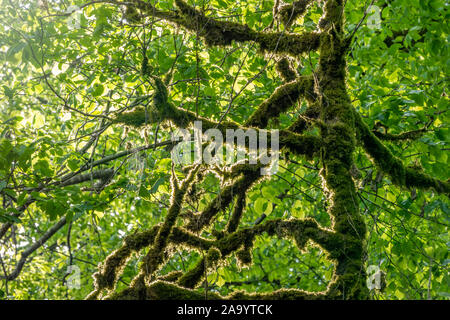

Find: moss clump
318;0;344;32
278;131;321;159
277;0;313;28
236;248;252;265
275;57;299;82
113;106;153;128
113;77;191;128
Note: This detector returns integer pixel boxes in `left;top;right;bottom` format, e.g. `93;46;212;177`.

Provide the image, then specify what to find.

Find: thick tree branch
93;217;336;299
140;165;200;279
118;0;321;56
355;111;449;195
277;0;314;28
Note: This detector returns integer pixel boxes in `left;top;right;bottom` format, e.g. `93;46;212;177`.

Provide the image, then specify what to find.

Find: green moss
277;0;313;28
313;0;369;299
124;227;159;249
141;54;152;77
373;128;425;141
174;0;320;56
258;31;321;56
113;76;192;128
355;111;450;195
94;246;131;290
85;226;162;299
82;0;428;301
371;121;427;141
228;287;325;300
278;131;321;159
170;227;213;250
187;169;261;231
106;274;147;300
246;76;314;128
92;216;339;299
159;271;183;282
226;193;246;233
142;166;200;278
236;248;252;265
275;57;299;82
177;247;221;288
318;0;344;32
147;280;222;299
174;0;256;47
113;106;153;128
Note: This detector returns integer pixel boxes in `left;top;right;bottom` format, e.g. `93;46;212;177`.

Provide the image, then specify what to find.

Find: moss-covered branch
245;76;315;128
187;165;263;232
113;77;322;158
86;226;160;299
275;57;299;82
84;0;425;301
277;0;314;28
355;111;449;195
108;279;328;300
177;247;221;288
141;165;200;278
121;0;321;56
314;0;369;299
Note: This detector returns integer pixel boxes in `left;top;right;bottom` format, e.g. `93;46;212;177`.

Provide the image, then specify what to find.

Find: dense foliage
0;0;448;300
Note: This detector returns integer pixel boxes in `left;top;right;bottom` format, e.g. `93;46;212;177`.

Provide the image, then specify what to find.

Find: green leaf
254;198;267;215
92;84;105;97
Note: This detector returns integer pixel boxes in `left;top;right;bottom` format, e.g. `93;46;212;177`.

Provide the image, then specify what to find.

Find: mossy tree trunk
316;1;368;298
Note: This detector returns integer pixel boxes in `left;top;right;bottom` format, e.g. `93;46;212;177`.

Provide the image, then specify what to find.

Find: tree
0;0;448;300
